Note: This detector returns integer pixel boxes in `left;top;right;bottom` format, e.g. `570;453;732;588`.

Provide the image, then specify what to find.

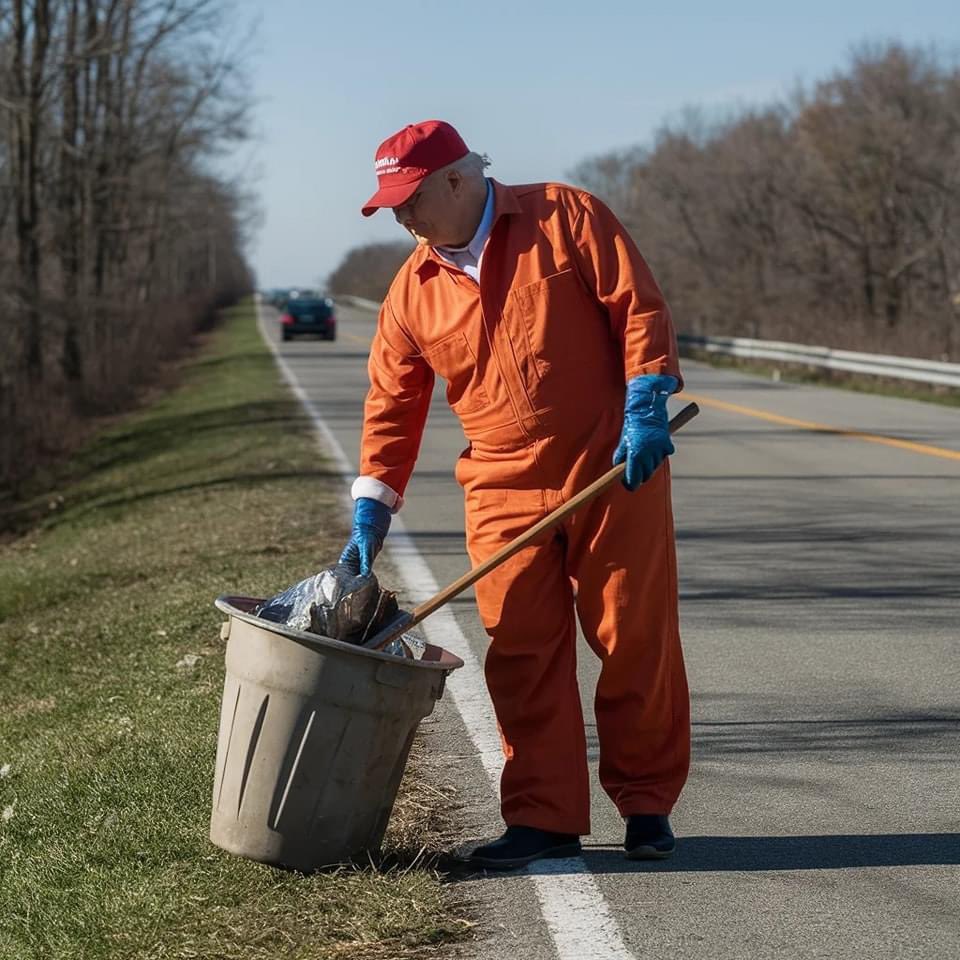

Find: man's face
392;168;467;247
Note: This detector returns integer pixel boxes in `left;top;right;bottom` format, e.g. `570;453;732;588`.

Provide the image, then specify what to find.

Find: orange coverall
360;180;690;834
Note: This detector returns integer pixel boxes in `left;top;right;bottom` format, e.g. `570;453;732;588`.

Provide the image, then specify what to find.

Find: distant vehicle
280;297;336;341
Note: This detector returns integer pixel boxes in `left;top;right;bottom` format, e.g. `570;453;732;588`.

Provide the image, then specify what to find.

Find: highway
264;300;960;960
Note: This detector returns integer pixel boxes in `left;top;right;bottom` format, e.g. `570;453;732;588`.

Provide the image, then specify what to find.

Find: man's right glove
613;373;679;491
338;497;392;576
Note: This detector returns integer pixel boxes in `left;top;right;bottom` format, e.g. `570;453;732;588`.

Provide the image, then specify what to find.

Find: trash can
209;595;464;871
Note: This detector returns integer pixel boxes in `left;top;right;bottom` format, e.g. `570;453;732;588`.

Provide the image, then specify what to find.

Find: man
340;119;690;869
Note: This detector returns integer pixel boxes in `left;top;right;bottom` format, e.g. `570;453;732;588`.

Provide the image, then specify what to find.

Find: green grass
685;348;960;407
0;302;471;959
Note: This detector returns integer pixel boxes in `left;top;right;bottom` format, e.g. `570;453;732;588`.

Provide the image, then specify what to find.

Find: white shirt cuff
351;476;404;512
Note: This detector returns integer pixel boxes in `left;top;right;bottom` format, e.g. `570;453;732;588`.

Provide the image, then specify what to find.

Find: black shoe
468;825;582;870
624;814;676;860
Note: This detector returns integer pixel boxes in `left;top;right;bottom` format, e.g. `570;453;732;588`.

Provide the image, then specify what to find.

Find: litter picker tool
362;401;700;652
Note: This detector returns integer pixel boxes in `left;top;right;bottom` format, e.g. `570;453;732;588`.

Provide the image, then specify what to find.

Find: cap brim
361;178;423;217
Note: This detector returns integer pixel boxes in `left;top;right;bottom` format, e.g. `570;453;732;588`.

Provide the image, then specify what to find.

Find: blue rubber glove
338;497;392;575
613;373;679;491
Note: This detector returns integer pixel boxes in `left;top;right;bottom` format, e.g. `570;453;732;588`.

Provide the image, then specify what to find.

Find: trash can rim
214;594;463;673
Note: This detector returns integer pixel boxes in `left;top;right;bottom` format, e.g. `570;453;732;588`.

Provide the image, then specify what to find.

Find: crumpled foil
254;564;425;659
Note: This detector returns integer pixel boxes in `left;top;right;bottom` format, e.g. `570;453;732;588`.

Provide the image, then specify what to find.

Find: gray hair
451;151;492;177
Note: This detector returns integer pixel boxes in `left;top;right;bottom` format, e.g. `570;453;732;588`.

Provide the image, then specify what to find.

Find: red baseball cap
361;120;469;217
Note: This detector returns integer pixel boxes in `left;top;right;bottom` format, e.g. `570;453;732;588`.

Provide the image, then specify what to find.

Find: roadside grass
0;302;471;960
684;348;960;407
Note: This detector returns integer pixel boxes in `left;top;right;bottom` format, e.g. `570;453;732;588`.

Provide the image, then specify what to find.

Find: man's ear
446;169;464;197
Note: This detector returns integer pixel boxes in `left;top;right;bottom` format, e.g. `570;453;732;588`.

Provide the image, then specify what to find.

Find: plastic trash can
209;595;464;871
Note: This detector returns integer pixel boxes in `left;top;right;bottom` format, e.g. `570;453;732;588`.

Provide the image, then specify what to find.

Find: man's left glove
338;497;392;576
613;373;679;491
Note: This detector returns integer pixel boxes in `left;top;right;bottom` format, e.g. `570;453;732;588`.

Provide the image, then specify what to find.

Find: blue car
280;297;337;341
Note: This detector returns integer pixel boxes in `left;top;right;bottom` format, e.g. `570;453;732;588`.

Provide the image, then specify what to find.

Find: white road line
256;303;637;960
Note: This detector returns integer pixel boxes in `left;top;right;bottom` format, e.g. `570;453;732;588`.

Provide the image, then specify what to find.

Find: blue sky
240;0;957;288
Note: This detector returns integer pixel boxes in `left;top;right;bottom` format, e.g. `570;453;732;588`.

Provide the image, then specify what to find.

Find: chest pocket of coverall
510;269;585;389
421;331;490;415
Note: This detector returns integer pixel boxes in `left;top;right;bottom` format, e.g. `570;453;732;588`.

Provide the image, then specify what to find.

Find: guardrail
679;334;960;389
334;294;382;313
334;294;959;389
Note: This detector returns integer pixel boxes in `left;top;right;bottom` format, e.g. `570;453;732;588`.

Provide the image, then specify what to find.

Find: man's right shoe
624;814;676;860
468;825;582;870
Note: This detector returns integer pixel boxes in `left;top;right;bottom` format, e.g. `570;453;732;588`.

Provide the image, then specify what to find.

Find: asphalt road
266;302;960;960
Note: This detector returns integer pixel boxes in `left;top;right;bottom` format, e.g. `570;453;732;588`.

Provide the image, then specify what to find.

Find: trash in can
209;594;462;872
253;565;425;659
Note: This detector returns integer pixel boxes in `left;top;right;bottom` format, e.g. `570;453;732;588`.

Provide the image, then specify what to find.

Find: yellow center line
682;391;960;463
342;332;372;347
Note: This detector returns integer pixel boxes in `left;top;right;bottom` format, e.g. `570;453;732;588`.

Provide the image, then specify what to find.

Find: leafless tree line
326;240;413;303
572;43;960;362
1;0;255;497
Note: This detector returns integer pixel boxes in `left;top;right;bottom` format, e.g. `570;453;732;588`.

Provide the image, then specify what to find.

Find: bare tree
572;42;960;360
0;0;256;498
327;240;415;303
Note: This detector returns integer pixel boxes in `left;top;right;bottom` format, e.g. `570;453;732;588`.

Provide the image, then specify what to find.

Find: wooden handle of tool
367;401;699;650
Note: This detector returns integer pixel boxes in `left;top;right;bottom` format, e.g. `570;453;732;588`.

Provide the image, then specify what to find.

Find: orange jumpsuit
360;180;690;834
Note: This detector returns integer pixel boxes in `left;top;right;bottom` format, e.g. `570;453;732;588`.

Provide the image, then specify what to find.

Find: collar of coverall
414;179;521;276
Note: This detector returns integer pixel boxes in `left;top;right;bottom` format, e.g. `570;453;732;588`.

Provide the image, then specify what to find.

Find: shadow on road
574;832;960;872
429;832;960;881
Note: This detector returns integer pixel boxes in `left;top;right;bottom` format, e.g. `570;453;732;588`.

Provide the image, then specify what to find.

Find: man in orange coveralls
339;119;690;869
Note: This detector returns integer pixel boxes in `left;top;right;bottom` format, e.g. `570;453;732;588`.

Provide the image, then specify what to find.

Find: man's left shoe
468;825;582;870
624;814;676;860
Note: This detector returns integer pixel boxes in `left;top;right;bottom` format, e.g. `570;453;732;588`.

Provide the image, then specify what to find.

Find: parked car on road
279;297;336;341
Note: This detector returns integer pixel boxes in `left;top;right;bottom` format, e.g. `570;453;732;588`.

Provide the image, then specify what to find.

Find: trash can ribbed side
209;606;444;871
